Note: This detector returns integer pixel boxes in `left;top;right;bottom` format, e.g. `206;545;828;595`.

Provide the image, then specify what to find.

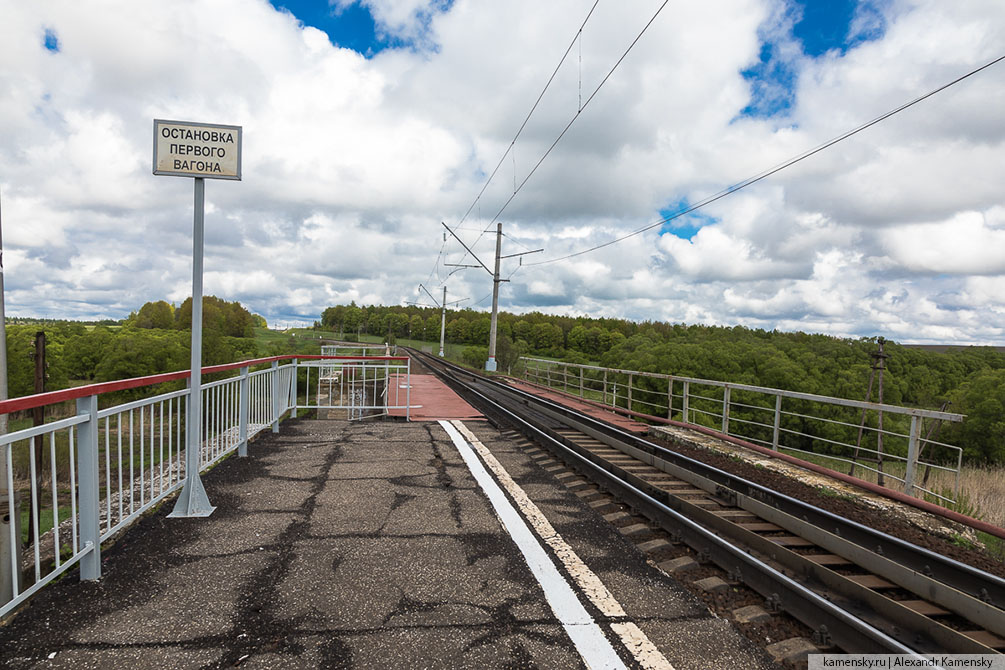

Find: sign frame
152;119;242;181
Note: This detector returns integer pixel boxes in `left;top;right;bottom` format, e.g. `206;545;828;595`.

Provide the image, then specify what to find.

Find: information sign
153;119;242;180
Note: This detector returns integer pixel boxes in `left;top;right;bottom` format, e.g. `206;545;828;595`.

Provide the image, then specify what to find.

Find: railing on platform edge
302;357;411;421
519;357;965;503
1;354;410;618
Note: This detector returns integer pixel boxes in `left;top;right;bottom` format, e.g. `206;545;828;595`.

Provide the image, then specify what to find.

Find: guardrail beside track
520;357;965;504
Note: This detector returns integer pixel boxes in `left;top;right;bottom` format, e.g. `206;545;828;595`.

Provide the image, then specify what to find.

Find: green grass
19;503;73;545
979;532;1005;561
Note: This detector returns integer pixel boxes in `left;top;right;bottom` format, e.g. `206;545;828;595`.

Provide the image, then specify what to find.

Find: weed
977;532;1005;563
924;486;984;521
948;533;978;551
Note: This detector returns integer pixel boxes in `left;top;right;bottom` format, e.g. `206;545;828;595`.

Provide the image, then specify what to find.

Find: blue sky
742;0;885;118
269;1;890;245
660;200;718;241
269;1;406;55
42;28;59;52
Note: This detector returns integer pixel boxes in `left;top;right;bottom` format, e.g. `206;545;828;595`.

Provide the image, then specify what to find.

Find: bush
461;346;488;369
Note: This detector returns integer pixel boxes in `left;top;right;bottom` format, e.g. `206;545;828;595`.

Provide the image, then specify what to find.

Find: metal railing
1;353;409;617
320;343;396;358
520;357;965;503
301;356;410;420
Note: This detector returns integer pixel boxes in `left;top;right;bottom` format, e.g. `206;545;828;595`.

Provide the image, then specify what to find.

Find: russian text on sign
152;119;242;180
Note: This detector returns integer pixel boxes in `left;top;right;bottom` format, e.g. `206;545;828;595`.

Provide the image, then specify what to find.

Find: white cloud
0;0;1003;342
880;211;1005;275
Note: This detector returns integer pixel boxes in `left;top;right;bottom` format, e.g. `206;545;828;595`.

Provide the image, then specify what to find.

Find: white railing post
667;378;673;420
682;381;690;424
75;394;101;581
238;366;249;457
627;374;633;411
722;386;731;435
406;358;411;421
291;359;298;418
603;369;608;405
904;415;921;496
271;360;280;433
3;445;22;603
772;394;782;450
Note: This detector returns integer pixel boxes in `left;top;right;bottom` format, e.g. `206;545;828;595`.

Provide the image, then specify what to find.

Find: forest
320;302;1005;464
7;296;265;401
8;298;1004;465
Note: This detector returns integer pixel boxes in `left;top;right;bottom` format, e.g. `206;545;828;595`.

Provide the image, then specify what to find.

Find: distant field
904;344;1005;354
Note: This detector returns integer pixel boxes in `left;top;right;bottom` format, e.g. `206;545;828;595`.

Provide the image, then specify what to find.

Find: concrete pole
438;285;446;359
485;222;502;372
169;178;215;518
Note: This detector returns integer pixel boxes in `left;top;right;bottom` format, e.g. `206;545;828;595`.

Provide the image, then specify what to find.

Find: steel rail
506;379;1005;609
411;350;922;655
409;349;1005;655
514;375;1005;541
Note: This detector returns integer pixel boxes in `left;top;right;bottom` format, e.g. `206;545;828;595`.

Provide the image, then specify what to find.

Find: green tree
943;369;1005;463
133;300;174;329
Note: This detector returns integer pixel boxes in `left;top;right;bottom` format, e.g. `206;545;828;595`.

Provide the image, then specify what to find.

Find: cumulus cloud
0;0;1003;343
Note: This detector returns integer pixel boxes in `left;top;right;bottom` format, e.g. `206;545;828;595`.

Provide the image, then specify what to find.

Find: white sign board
153;119;242;180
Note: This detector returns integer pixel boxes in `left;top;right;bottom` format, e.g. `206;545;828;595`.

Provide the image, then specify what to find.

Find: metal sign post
153;119;241;518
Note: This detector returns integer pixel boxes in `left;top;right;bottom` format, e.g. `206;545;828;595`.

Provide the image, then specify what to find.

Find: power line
455;0;670;272
528;53;1005;267
427;3;602;286
454;0;602;232
480;0;670;234
425;234;448;284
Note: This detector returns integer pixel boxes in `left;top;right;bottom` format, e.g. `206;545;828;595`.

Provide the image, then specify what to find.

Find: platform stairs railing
519;357;965;504
0;353;409;618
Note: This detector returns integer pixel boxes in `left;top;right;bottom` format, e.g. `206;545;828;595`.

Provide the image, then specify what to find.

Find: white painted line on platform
451;420;675;670
439;420;628;670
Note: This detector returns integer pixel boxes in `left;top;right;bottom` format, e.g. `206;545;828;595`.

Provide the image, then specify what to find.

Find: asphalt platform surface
0;418;775;669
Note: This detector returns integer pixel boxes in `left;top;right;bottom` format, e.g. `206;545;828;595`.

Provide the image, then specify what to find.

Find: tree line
319;302;1005;464
7;297;264;402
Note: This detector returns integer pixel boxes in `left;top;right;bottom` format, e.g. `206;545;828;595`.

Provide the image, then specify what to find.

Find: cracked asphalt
0;420;584;669
0;417;774;669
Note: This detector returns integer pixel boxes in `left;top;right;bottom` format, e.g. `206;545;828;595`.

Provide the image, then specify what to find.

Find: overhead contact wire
484;0;671;228
455;0;603;232
528;53;1005;266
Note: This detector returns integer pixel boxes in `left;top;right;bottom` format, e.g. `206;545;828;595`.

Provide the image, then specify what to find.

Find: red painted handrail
0;354;408;414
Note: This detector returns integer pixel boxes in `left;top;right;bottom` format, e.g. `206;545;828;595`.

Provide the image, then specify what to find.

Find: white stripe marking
450;420;675;670
439;420;627;670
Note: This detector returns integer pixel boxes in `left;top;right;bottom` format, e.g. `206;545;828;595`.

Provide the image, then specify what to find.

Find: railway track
406;348;1005;657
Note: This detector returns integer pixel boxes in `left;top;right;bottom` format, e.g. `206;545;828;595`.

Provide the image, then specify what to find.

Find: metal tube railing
1;353;409;618
520;357;965;501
